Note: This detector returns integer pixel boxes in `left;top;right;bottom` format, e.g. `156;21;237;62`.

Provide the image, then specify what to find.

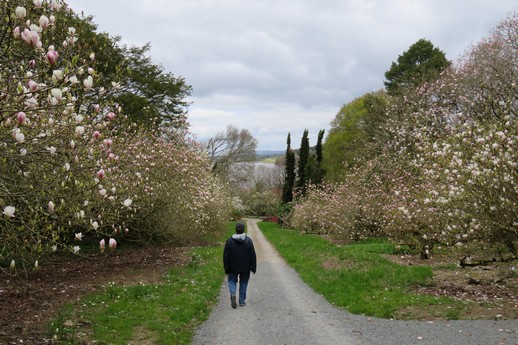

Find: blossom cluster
1;1;232;271
290;11;517;258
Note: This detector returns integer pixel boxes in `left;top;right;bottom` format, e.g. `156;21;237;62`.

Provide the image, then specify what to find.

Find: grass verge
48;225;234;344
258;221;465;319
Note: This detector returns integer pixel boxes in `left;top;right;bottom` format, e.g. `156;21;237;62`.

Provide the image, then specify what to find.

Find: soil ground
1;243;516;344
0;245;190;345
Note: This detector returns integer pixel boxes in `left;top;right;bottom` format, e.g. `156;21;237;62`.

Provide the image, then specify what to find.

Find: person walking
223;222;257;308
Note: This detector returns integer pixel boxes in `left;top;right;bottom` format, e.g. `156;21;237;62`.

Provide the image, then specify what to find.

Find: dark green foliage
61;10;192;129
384;39;451;95
296;129;310;195
282;133;296;203
114;44;192;129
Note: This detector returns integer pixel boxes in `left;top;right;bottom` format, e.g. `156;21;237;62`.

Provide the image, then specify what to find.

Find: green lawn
49;225;234;344
258;221;463;319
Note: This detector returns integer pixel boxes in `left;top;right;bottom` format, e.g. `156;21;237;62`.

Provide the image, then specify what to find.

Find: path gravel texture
193;219;518;345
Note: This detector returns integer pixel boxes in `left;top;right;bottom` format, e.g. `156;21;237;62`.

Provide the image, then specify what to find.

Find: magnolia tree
380;11;517;257
1;1;232;272
290;11;517;259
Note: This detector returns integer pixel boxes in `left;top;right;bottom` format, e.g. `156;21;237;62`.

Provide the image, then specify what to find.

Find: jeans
228;271;251;305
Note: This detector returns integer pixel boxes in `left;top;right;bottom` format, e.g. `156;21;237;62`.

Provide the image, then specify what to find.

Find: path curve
193;219;518;345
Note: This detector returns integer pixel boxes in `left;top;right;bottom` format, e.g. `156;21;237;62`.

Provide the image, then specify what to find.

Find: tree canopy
384;39;450;95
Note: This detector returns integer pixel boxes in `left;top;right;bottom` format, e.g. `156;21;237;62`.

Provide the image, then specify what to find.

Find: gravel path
193;219;518;345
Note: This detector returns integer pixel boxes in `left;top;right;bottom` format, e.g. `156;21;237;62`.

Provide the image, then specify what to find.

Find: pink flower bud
46;50;59;65
16;112;26;124
93;131;101;139
108;238;117;250
13;26;20;38
106;112;116;121
29;60;36;68
28;80;38;92
99;239;105;251
96;169;105;179
94;104;100;113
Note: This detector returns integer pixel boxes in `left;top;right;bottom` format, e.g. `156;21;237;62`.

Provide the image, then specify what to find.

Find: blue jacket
223;234;257;274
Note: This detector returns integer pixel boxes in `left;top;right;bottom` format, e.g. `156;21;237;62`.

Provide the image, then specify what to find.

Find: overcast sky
66;0;515;150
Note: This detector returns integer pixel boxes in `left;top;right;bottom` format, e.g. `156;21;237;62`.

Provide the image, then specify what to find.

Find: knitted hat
235;222;245;233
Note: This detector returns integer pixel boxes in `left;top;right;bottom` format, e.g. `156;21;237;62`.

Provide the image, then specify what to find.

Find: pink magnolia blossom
93;131;101;139
16;112;26;124
106;112;116;121
109;238;117;250
33;0;43;8
21;29;40;48
96;169;105;179
46;50;59;65
99;239;105;251
13;26;20;38
28;80;38;92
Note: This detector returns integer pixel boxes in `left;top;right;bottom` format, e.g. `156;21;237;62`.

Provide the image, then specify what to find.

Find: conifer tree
296;129;310;195
282;133;296;203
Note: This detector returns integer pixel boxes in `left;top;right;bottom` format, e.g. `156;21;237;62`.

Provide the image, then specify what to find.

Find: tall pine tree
282;133;296;203
296;129;310;195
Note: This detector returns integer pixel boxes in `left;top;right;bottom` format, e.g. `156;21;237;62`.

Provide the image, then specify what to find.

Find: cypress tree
282;133;296;203
296;129;310;195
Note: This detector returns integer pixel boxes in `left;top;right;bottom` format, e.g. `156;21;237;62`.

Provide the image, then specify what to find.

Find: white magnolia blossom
123;198;133;208
3;206;15;218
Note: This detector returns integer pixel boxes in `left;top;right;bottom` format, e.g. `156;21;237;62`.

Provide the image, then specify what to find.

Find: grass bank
258;222;464;319
49;226;233;344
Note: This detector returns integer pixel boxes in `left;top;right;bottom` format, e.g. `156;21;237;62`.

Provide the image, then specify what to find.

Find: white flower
47;146;57;155
10;260;16;269
52;69;64;81
75;126;85;137
34;260;39;269
73;245;80;253
83;76;93;90
75;232;83;241
15;6;26;19
123;198;133;208
52;245;57;252
51;88;62;101
48;201;55;213
15;131;25;143
3;206;15;218
69;75;79;84
99;189;107;197
92;221;99;229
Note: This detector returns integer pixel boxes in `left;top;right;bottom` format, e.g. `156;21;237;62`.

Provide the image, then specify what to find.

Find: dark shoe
231;295;237;309
239;302;246;307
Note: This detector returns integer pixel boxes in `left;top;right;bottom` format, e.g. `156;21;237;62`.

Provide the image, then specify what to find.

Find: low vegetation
258;222;513;320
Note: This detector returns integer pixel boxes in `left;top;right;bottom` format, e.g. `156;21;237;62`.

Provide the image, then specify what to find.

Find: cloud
66;0;517;149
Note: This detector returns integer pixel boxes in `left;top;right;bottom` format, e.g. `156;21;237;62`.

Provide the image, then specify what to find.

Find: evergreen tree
296;129;310;195
384;39;450;95
316;129;325;165
282;133;296;203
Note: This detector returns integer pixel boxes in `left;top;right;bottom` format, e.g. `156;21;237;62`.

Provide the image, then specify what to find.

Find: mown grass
258;222;463;319
49;225;234;344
